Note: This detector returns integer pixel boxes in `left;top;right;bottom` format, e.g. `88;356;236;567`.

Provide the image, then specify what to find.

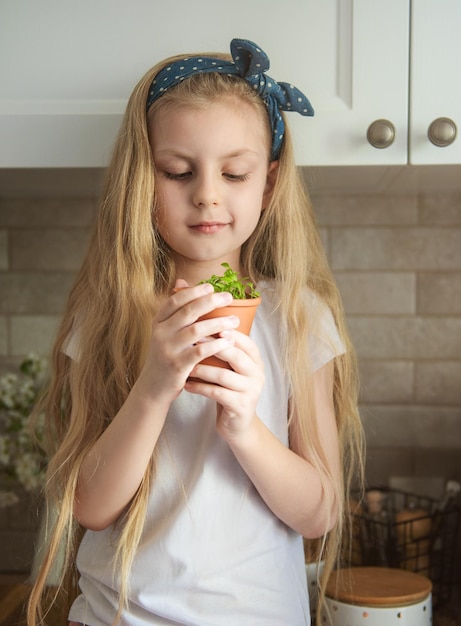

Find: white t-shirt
68;283;344;626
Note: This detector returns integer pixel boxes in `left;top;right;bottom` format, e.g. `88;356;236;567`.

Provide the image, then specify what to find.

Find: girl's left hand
184;330;264;441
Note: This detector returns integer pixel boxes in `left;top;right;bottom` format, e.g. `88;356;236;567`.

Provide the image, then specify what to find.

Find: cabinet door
0;0;409;167
410;0;461;164
290;0;410;166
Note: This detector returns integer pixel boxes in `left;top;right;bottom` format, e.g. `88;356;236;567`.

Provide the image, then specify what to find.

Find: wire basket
344;487;460;607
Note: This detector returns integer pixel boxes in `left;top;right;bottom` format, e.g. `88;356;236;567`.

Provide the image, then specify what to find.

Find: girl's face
149;97;278;283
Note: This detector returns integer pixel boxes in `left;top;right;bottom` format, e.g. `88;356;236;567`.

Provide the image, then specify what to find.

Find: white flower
14;452;42;492
0;353;48;507
0;376;18;409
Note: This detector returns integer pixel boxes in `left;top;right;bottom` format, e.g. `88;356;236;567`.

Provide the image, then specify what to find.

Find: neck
173;257;242;286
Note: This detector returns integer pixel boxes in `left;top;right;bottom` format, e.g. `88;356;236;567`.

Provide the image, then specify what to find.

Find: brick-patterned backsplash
0;183;460;572
311;191;461;486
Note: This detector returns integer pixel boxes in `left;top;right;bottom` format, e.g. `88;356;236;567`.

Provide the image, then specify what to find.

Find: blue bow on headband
146;38;314;160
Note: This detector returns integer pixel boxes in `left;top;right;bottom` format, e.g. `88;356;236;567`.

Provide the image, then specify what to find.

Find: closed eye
224;173;250;182
160;171;250;182
162;171;191;180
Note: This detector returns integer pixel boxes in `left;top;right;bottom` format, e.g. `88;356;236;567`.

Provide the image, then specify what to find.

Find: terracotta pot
198;297;261;368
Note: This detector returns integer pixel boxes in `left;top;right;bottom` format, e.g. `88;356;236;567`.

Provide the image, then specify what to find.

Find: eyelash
162;171;250;182
225;173;250;182
162;172;189;180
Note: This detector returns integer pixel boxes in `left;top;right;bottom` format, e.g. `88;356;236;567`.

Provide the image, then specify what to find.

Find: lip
189;222;228;234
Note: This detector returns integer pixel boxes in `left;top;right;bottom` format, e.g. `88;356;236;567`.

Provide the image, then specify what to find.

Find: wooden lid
325;567;432;607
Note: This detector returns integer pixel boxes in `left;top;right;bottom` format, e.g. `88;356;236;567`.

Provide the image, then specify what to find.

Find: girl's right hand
136;282;240;405
74;283;239;530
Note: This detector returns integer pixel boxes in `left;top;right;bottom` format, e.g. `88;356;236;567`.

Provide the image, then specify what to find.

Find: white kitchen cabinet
409;0;461;164
0;1;458;167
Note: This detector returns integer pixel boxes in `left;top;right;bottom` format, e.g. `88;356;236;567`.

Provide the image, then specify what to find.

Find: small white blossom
15;452;42;491
0;354;48;507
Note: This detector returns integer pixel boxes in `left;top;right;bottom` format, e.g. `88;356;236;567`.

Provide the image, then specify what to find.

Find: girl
28;39;364;625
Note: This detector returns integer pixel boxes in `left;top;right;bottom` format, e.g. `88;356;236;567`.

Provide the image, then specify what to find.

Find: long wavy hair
27;50;364;626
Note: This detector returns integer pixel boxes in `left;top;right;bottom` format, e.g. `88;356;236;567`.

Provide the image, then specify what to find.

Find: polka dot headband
146;38;314;161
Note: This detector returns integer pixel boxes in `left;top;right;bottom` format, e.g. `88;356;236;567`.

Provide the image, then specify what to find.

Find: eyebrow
224;149;259;158
153;148;259;159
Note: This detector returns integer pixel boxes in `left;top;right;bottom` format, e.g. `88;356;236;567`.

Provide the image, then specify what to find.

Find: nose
192;172;220;208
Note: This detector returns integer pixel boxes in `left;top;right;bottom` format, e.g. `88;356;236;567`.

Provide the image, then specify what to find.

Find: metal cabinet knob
366;119;396;149
427;117;457;147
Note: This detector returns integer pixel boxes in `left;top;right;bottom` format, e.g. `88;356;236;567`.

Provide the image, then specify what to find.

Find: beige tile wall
0;187;460;571
0;197;98;571
311;191;461;487
0;198;96;372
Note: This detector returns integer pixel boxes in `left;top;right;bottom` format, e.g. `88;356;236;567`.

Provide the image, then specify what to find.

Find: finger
158;284;232;326
188;340;260;389
216;331;263;370
181;315;240;349
174;278;190;290
186;365;241;395
185;336;236;371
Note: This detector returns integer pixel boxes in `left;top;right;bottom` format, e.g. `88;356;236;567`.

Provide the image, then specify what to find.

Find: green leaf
198;263;260;299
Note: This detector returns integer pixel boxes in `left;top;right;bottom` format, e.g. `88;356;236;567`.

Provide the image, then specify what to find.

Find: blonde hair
28;50;364;626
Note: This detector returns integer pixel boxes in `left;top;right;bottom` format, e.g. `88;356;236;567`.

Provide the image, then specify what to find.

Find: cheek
250;180;269;208
155;182;184;214
153;184;174;228
154;208;174;242
152;198;170;239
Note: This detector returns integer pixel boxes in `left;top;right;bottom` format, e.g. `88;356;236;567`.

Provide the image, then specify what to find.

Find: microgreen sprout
199;263;260;299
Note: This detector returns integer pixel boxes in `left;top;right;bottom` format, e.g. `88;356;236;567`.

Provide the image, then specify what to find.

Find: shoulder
257;280;346;371
257;279;336;324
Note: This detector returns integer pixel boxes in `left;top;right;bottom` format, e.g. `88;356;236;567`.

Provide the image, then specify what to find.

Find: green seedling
199;263;260;299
